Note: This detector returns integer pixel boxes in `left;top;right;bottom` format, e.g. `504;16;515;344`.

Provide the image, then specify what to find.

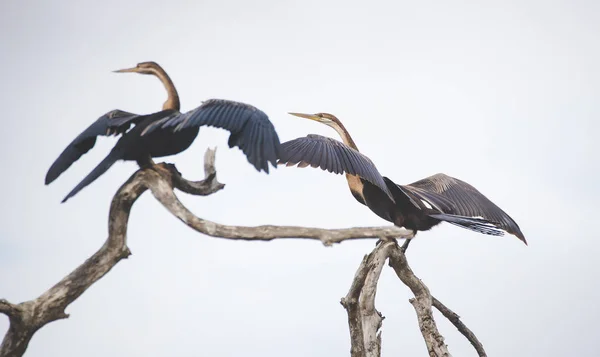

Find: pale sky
1;0;598;356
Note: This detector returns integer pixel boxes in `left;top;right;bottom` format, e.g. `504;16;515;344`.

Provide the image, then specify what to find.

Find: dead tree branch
432;298;487;357
341;242;486;357
167;147;226;195
388;246;451;357
0;148;413;357
148;174;413;245
1;147;486;357
342;255;370;357
341;241;396;357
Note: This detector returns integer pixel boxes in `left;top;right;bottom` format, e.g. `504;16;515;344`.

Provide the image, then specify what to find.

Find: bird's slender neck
148;66;180;111
327;118;365;203
328;120;359;151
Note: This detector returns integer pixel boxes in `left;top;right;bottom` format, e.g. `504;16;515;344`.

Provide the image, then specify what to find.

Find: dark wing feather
142;99;280;173
403;173;526;243
278;134;394;201
45;109;142;185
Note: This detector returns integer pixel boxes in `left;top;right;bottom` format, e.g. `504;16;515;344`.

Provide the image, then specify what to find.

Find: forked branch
341;241;396;357
388;246;451;356
0;148;413;357
1;148;485;357
341;242;487;357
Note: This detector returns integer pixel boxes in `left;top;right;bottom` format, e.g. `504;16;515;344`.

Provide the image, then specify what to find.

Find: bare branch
0;149;222;357
341;242;486;357
388;246;451;357
433;297;487;357
359;243;393;357
147;176;413;245
2;145;486;357
165;148;225;195
1;175;142;356
0;301;18;319
341;255;369;357
341;242;396;357
0;148;413;357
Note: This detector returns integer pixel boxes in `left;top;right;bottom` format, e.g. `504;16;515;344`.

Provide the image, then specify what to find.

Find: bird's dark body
357;179;395;223
400;213;441;233
358;178;441;233
51;110;201;203
116;110;199;161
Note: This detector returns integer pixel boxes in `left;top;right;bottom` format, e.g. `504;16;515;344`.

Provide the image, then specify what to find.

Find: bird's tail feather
61;150;121;203
429;213;506;237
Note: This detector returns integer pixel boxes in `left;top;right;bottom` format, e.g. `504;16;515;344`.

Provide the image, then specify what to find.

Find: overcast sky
1;0;598;356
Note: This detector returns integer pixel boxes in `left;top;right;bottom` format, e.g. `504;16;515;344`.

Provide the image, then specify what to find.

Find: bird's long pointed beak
113;67;138;73
288;112;320;121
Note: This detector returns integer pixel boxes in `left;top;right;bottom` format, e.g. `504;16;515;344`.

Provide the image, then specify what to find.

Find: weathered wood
1;147;487;357
341;242;394;357
0;148;414;357
433;297;487;357
389;246;451;357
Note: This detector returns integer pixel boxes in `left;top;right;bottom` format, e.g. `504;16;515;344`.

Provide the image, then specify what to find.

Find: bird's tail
61;150;122;203
428;213;506;237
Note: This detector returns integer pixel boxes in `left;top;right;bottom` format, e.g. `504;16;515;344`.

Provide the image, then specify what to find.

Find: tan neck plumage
327;120;366;204
328;120;359;151
148;66;180;111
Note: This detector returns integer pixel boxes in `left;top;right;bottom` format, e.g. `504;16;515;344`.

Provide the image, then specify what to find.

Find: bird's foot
136;156;156;169
400;238;412;254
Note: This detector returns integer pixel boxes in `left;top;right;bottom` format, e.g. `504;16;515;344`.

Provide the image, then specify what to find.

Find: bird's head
288;111;358;149
288;112;341;128
113;61;163;75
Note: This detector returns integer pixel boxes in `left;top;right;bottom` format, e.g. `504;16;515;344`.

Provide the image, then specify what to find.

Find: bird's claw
400;238;412;254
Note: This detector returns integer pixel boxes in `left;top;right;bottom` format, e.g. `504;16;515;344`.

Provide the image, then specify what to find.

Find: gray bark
0;148;487;357
0;148;416;357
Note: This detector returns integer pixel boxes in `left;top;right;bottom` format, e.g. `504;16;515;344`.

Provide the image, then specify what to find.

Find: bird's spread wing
45;109;143;184
402;173;526;242
278;134;394;201
142;99;280;173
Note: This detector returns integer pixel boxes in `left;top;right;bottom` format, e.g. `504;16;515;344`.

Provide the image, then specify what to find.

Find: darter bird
46;61;281;202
